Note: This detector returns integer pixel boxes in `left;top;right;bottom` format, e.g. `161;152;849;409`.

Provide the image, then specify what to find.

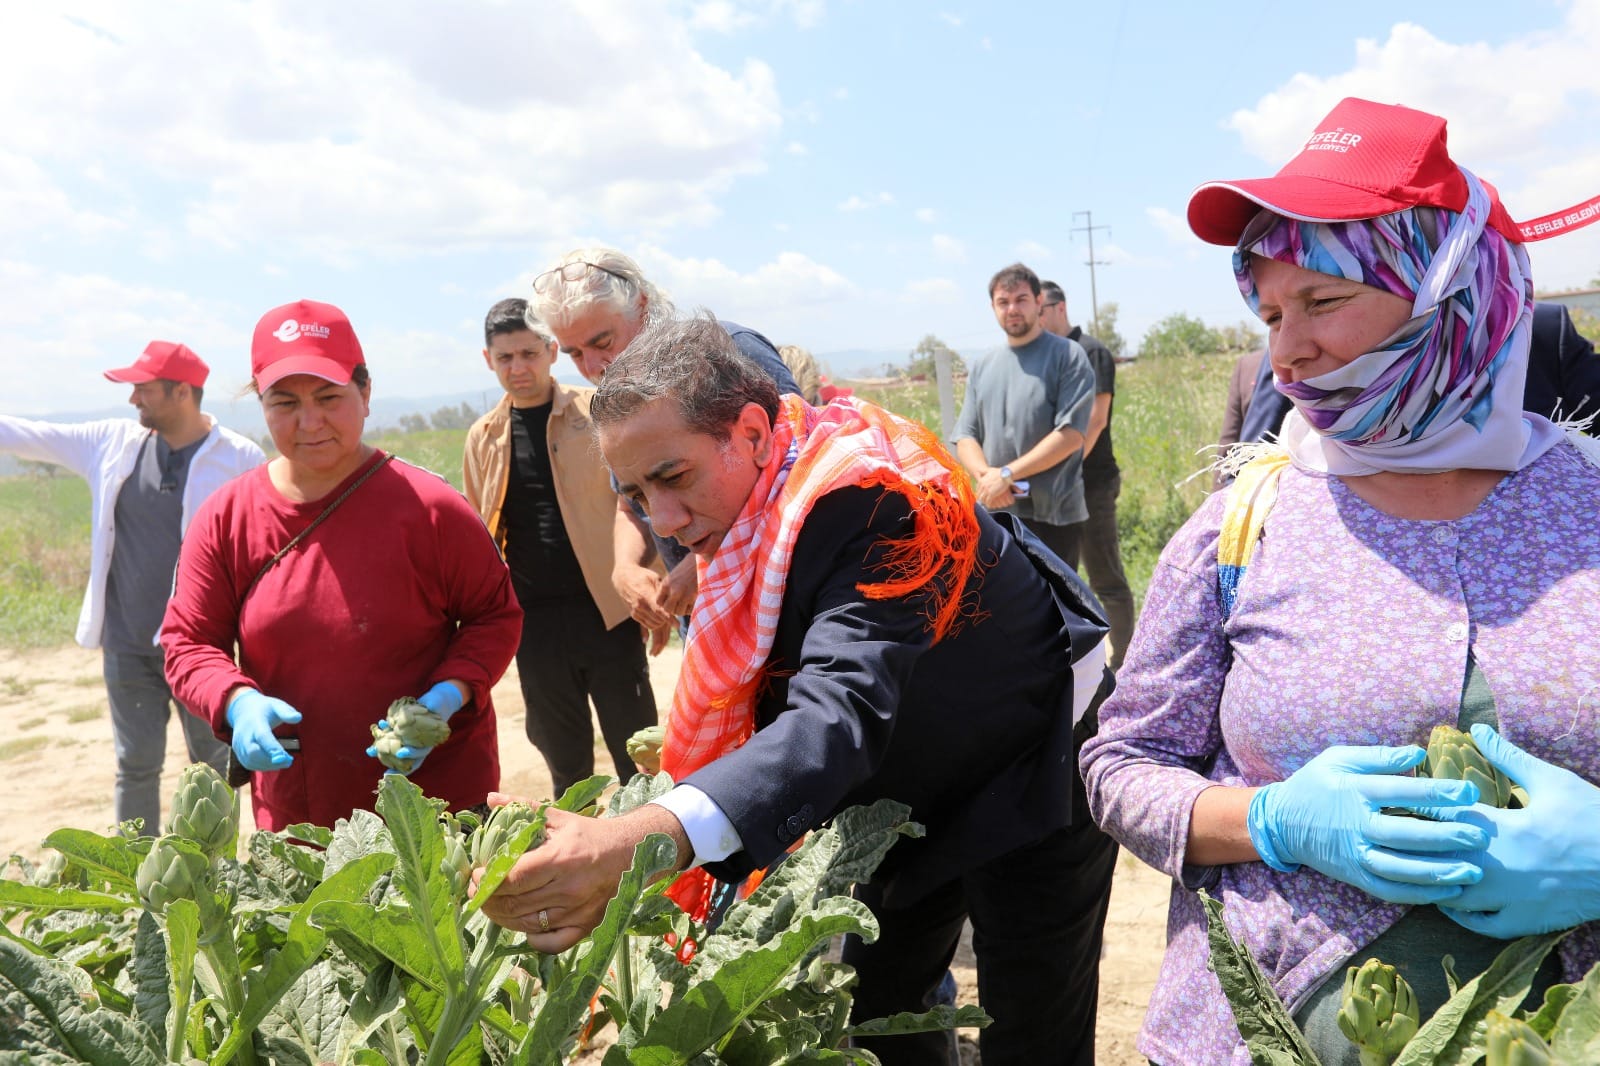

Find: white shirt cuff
651;785;744;867
1072;636;1108;726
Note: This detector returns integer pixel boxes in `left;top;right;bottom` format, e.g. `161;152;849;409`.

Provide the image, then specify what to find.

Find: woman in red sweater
161;300;521;831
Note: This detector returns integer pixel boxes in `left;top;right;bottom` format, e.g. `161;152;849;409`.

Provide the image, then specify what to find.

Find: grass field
0;354;1235;649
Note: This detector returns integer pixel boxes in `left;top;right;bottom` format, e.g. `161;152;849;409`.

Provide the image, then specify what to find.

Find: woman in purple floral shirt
1081;97;1600;1066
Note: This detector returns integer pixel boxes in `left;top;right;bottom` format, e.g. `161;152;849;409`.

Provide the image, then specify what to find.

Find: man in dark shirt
463;298;657;799
1040;280;1136;669
529;248;797;643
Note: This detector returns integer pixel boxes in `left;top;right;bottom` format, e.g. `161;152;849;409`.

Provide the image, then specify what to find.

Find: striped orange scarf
663;393;980;918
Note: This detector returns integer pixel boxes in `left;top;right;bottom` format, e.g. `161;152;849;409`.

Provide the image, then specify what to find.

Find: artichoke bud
626;725;666;774
440;831;471;897
165;763;239;859
34;851;68;887
1336;959;1420;1064
470;801;540;867
1485;1012;1553;1066
1423;725;1516;808
370;698;452;773
136;837;214;917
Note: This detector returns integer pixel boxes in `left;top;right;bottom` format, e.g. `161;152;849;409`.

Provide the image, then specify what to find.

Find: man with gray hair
529;248;797;644
481;314;1116;1066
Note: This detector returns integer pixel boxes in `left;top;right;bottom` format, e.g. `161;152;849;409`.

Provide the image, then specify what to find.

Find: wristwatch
999;465;1014;482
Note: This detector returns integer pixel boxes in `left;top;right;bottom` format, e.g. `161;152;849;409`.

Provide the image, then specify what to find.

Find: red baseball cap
1186;97;1523;246
103;341;210;389
251;299;365;390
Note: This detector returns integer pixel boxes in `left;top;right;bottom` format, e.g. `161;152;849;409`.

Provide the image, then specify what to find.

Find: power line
1070;210;1111;328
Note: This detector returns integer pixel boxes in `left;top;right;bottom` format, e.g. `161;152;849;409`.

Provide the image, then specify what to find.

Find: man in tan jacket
463;298;658;799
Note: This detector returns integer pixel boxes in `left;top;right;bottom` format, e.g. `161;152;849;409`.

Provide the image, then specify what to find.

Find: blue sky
8;0;1600;416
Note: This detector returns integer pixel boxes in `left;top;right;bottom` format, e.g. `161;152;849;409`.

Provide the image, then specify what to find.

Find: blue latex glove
365;681;464;775
226;689;302;772
1438;724;1600;938
1246;744;1487;905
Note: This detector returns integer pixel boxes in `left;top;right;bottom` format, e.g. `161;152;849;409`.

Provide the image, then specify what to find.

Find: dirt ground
0;643;1169;1063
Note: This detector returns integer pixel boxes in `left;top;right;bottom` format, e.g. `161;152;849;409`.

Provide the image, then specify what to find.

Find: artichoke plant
1337;958;1420;1066
626;724;666;774
370;697;453;772
1422;724;1521;808
164;762;240;860
136;835;215;918
1484;1011;1554;1066
469;800;542;868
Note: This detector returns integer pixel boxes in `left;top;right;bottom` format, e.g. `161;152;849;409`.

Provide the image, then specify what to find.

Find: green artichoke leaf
0;937;164;1065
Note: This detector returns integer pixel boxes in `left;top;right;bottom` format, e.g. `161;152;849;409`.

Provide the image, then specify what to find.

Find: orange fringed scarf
662;393;981;921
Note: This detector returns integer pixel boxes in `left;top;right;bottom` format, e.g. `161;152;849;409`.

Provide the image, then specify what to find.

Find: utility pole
1070;210;1111;328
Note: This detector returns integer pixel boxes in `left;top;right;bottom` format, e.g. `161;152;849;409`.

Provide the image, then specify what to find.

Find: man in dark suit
480;313;1116;1066
1237;301;1600;445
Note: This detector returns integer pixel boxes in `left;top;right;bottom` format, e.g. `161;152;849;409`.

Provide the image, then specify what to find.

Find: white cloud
901;278;963;303
0;260;251;413
1146;206;1195;245
690;0;757;32
636;245;857;342
938;12;963;28
931;234;966;263
980;36;992;50
0;2;783;260
838;191;896;211
1015;239;1053;260
832;87;850;101
0;152;124;240
786;141;809;155
915;208;938;223
773;0;826;28
1228;10;1600;289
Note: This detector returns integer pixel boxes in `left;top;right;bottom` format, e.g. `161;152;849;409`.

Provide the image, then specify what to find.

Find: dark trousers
843;762;1119;1066
1079;472;1136;670
514;591;659;801
104;651;228;835
1020;515;1082;572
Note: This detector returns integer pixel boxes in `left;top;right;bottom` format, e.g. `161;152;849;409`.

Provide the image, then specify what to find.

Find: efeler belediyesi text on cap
1303;129;1363;153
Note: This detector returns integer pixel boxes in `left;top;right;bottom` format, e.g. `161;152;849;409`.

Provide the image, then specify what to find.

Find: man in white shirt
0;342;264;833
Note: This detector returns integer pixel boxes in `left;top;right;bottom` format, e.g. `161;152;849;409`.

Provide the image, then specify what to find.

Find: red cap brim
255;354;355;391
1187;176;1416;246
103;366;159;384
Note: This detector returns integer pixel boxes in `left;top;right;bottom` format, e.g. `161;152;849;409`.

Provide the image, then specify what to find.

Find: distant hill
6;386;522;448
813;347;916;381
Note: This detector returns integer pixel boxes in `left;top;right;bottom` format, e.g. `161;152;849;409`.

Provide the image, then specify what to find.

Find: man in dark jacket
480;314;1116;1066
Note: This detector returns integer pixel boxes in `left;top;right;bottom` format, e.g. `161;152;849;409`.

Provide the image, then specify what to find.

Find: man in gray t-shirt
954;262;1096;568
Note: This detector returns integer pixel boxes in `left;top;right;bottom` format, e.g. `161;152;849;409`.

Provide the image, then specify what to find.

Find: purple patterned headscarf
1234;170;1561;475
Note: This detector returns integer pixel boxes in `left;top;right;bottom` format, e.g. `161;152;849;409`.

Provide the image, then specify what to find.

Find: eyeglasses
531;260;632;295
1041;300;1064;309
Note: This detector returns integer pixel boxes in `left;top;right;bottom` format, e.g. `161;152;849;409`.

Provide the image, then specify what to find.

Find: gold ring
537;909;550;933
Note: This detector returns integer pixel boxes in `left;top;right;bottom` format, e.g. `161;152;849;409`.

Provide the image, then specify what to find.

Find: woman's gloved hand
1246;744;1487;904
366;681;464;775
1438;724;1600;938
226;688;302;772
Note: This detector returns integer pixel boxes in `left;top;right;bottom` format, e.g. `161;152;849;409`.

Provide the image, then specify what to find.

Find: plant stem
421;916;507;1066
201;930;257;1066
616;933;634;1022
